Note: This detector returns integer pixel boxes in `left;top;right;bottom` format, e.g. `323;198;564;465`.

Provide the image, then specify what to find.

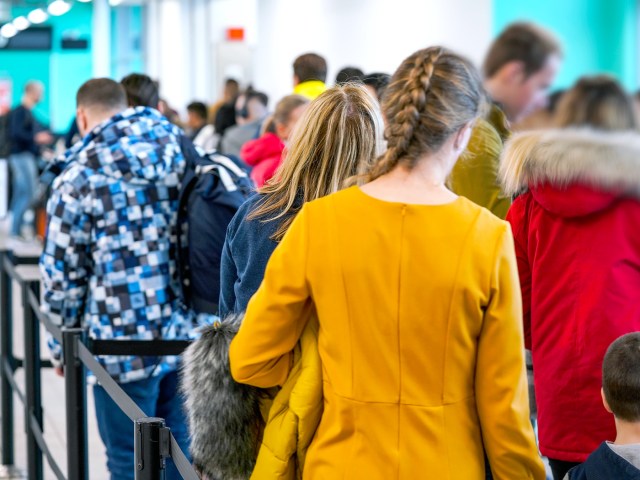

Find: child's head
602;332;640;422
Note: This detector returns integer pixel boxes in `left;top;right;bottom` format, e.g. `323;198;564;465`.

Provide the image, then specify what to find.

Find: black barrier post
63;328;88;480
0;250;16;472
135;418;169;480
23;280;43;480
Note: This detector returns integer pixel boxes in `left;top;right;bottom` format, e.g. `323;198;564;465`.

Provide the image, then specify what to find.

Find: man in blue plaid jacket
40;78;191;479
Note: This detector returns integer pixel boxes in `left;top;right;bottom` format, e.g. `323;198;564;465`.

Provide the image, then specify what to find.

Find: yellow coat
230;186;545;480
448;104;512;219
252;318;323;480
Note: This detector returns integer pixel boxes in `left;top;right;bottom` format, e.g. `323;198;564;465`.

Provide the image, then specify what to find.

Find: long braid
370;47;443;179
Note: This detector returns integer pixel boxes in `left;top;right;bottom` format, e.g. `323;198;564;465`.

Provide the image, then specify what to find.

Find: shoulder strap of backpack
175;164;199;307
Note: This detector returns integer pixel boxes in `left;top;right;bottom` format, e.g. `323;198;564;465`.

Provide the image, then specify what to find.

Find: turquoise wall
493;0;638;91
0;3;93;133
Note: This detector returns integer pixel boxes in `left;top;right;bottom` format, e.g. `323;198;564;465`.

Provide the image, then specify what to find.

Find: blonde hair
369;47;486;180
263;94;309;135
555;75;637;131
249;84;384;241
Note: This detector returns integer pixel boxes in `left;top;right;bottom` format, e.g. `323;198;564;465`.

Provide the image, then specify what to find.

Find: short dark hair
483;22;561;79
363;72;391;99
76;78;127;111
335;67;364;85
187;101;208;120
245;90;269;108
120;73;160;108
603;332;640;422
293;53;327;83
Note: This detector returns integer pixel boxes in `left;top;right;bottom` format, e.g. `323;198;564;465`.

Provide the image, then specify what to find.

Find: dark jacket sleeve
219;196;281;317
218;216;240;318
9;107;37;154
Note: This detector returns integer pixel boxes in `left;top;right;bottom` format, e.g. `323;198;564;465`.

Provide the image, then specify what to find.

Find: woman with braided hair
229;47;545;479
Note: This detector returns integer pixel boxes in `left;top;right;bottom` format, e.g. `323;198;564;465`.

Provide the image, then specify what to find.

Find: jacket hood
500;128;640;217
241;132;284;166
53;107;185;185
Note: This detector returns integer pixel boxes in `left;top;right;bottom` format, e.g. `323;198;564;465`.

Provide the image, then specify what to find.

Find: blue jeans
93;370;191;480
8;152;37;235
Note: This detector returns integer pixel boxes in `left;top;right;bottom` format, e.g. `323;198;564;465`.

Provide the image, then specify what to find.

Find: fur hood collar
500;128;640;200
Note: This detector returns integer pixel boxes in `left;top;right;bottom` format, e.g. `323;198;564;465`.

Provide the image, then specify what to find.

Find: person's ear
453;122;474;153
76;107;89;136
499;60;527;85
293;74;300;87
601;388;613;414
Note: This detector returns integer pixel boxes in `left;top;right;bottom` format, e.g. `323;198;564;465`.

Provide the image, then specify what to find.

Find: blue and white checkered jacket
40;107;193;383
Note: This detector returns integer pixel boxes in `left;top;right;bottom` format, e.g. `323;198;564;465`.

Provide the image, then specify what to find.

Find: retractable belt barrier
0;247;201;480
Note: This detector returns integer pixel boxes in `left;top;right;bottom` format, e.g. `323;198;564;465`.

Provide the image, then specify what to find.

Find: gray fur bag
181;314;266;480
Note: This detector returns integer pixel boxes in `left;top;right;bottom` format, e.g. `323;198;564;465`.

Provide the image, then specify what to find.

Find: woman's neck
361;151;458;205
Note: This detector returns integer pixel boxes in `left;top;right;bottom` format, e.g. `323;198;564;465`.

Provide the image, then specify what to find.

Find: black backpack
176;140;254;316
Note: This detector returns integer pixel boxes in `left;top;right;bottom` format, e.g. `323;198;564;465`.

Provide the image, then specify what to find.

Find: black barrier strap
170;436;200;480
76;342;146;421
28;413;66;480
27;289;63;344
89;339;192;357
1;360;25;406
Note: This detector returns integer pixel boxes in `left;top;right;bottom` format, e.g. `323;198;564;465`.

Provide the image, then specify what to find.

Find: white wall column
189;0;212;101
92;0;111;77
142;0;190;111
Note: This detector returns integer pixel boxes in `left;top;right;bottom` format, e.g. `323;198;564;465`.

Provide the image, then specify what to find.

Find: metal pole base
0;465;25;479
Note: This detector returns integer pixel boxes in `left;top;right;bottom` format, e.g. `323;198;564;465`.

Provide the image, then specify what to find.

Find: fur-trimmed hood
500;128;640;217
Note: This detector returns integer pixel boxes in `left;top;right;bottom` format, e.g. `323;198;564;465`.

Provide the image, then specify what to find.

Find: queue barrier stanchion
0;250;18;476
2;249;202;479
23;280;43;480
62;328;88;480
135;418;170;480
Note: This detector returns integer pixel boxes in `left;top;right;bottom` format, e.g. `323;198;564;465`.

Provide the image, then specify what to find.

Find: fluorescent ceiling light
109;0;124;5
48;0;71;16
13;16;30;31
0;23;18;38
28;9;49;24
77;0;92;2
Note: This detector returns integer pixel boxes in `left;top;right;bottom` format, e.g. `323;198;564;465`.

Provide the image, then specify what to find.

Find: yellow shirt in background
293;80;327;100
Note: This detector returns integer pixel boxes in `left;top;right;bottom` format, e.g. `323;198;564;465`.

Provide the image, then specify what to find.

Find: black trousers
548;458;580;480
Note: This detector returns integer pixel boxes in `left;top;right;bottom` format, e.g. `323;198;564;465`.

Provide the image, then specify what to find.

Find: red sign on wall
226;27;245;41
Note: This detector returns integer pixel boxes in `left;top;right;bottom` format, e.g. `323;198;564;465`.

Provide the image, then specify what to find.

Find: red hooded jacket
240;132;285;188
501;129;640;463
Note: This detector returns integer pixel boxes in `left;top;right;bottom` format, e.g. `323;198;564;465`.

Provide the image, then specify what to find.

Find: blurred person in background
335;66;365;85
293;53;328;100
8;80;53;239
219;89;269;158
363;72;391;102
210;78;240;126
448;22;562;219
187;101;218;151
240;94;309;187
